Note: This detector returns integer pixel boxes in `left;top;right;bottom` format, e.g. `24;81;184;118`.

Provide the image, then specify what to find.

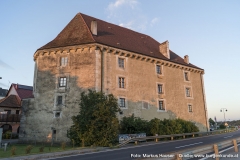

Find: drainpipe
100;49;104;92
200;72;209;132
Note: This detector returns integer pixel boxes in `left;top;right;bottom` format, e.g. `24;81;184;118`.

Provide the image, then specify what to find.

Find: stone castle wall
19;44;207;142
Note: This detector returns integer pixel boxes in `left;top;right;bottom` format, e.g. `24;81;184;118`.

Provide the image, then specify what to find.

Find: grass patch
0;143;84;159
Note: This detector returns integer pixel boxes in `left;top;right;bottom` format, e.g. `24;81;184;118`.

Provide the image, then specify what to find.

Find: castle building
20;13;208;142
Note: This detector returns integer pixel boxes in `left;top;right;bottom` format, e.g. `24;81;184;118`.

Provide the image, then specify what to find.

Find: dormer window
60;57;68;66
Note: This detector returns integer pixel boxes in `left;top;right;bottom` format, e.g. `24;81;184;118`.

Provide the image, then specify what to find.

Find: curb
0;147;108;160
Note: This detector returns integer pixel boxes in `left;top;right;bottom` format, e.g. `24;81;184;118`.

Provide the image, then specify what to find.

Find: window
157;84;163;94
158;101;165;110
184;72;189;81
16;110;20;114
118;77;125;88
118;58;124;68
59;77;67;87
142;101;149;109
119;98;125;108
4;110;11;115
186;88;191;97
188;104;193;112
156;65;161;74
54;111;61;118
57;96;63;105
60;57;68;66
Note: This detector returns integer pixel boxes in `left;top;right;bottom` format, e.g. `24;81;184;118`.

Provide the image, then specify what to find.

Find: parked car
210;128;214;131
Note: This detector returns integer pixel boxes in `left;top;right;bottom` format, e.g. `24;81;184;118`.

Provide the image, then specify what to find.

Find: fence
117;128;237;147
172;137;240;160
0;114;20;122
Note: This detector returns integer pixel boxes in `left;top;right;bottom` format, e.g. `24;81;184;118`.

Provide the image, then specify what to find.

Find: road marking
175;142;203;148
224;135;233;138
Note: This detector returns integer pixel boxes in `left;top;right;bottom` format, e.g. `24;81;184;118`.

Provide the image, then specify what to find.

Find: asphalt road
46;130;240;160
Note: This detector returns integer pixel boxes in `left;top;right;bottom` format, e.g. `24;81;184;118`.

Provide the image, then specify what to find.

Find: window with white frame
156;65;162;74
188;104;193;112
118;58;124;68
158;100;165;111
118;77;125;88
184;72;189;81
119;98;125;108
59;77;67;87
185;87;191;97
157;84;163;94
60;57;68;66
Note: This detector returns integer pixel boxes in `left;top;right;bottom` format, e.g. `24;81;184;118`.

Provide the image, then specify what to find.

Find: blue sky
0;0;240;121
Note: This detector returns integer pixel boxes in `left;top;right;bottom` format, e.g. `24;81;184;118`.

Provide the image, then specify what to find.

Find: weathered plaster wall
103;50;207;131
20;44;207;143
20;46;96;142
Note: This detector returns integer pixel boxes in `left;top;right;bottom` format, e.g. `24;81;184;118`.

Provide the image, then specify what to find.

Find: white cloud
106;0;159;32
150;17;159;26
108;0;138;10
119;21;134;29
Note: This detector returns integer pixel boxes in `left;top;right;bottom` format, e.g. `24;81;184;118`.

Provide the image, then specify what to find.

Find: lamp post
220;108;227;124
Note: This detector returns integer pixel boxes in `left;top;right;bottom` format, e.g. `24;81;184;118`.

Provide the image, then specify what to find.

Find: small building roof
6;83;34;99
38;13;202;70
0;95;21;108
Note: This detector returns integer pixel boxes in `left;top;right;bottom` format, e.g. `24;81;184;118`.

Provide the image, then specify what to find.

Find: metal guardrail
117;128;237;147
0;114;20;122
170;137;240;160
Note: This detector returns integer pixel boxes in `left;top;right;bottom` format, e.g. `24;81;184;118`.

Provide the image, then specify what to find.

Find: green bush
25;145;33;154
120;115;199;135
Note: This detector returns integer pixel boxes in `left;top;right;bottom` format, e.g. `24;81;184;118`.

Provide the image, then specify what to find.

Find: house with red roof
0;84;33;134
19;12;208;142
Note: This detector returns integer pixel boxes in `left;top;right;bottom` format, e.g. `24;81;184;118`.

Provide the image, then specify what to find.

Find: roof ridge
79;13;96;43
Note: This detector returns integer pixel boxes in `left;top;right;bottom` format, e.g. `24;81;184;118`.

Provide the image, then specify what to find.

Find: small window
59;77;67;87
4;110;11;115
188;104;193;112
54;112;61;118
118;58;124;68
186;88;191;97
16;110;20;114
156;65;161;74
158;101;165;110
184;72;189;81
57;96;63;105
53;130;56;134
142;101;149;109
119;98;125;108
60;57;68;66
157;84;163;94
119;77;125;88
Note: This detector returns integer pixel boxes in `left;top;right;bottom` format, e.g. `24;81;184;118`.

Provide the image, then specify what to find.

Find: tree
67;90;120;147
209;118;215;127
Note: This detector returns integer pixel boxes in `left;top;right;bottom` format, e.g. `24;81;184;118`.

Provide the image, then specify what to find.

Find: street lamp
220;108;228;123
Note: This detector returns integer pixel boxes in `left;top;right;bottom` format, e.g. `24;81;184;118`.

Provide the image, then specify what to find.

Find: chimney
184;55;189;64
91;20;97;35
159;41;170;59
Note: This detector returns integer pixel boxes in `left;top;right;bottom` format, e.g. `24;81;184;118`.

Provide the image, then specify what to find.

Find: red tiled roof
38;13;202;70
12;84;34;99
0;95;21;108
